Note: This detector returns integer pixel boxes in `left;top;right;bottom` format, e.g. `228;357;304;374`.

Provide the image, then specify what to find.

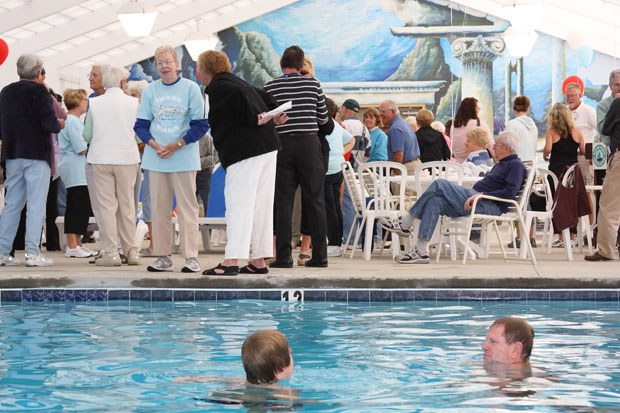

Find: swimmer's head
242;330;293;384
482;317;534;364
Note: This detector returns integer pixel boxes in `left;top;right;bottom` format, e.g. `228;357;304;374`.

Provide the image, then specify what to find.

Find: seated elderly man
381;131;525;264
482;317;534;365
462;126;494;176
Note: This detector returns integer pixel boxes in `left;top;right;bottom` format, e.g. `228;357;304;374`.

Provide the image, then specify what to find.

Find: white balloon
567;29;584;51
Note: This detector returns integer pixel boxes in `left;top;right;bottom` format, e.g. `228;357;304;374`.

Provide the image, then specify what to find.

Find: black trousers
45;178;60;251
324;172;343;246
65;186;93;235
275;133;327;261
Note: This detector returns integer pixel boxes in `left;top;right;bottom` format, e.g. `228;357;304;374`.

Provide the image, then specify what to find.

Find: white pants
224;150;277;260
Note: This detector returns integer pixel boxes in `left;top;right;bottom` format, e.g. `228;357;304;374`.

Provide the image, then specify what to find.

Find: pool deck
0;239;618;290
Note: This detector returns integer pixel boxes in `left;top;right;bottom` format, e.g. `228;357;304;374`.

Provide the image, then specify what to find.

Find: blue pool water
0;299;619;411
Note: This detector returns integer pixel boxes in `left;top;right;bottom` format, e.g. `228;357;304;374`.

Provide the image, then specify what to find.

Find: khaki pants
596;153;620;259
150;170;199;259
91;164;139;254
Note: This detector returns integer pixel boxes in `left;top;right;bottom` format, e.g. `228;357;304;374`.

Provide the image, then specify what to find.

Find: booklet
260;101;292;119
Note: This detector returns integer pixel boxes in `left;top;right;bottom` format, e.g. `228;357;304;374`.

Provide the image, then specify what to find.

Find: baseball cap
342;98;360;113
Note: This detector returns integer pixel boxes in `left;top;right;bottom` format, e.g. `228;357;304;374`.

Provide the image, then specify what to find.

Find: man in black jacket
0;54;64;267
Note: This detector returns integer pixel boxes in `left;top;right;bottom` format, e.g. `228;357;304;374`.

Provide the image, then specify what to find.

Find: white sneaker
327;246;342;257
147;255;174;272
65;247;92;258
78;245;98;257
181;257;200;273
25;253;54;267
0;254;20;266
395;250;429;264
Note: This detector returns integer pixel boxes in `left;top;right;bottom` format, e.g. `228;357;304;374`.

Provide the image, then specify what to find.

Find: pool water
0;299;619;411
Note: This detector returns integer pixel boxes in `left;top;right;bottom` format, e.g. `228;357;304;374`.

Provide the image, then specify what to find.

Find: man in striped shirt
264;45;330;268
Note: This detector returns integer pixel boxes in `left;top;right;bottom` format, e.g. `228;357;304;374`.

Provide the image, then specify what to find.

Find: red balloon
0;38;8;66
562;75;584;97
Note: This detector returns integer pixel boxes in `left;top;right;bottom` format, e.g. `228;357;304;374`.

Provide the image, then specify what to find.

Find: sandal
297;253;311;266
240;263;269;274
202;263;239;276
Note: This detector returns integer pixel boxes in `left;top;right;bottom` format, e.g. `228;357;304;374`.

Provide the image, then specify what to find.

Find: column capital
452;35;505;63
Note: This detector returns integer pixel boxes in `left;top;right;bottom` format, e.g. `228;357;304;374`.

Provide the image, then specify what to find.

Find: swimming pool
0;299;619;411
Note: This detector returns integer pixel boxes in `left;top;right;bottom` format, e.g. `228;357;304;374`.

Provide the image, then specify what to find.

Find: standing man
134;45;209;273
482;317;534;365
565;81;597;144
264;45;331;268
0;54;64;266
378;99;421;176
88;64;105;98
597;69;620;146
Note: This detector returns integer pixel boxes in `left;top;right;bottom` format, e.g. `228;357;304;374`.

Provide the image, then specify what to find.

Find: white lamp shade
184;31;219;61
117;0;158;37
502;0;543;32
502;27;538;57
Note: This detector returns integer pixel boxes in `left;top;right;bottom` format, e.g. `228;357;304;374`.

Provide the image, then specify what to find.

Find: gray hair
120;67;130;81
381;99;399;116
565;82;581;93
431;121;445;134
127;80;148;96
497;130;519;154
102;65;122;89
16;54;44;79
610;69;620;85
154;45;179;64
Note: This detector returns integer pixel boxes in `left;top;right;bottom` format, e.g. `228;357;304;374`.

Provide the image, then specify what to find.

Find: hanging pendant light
117;0;158;37
502;0;543;32
502;26;538;57
184;19;219;61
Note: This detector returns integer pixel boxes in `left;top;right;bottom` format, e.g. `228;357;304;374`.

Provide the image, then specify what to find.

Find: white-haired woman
83;66;141;266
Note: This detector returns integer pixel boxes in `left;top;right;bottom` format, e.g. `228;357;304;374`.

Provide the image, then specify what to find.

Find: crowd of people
1;45;619;270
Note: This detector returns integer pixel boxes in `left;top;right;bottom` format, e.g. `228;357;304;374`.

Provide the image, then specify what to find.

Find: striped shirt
264;72;329;135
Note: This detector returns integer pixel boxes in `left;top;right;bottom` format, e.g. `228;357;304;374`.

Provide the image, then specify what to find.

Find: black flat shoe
240;263;269;274
202;263;239;276
269;258;293;268
305;258;328;268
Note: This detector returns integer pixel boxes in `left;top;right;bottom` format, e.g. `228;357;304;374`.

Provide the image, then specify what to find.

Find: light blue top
138;78;204;172
58;114;87;188
368;127;388;162
326;122;353;175
387;116;420;162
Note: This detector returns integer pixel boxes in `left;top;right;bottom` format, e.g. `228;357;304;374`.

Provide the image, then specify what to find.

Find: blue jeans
341;184;357;245
410;179;501;240
0;159;51;254
141;170;151;222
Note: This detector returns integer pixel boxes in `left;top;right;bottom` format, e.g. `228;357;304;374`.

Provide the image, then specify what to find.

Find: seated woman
57;88;96;258
462;127;494;176
415;109;451;163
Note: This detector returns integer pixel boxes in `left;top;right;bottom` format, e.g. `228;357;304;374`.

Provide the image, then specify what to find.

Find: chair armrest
470;194;519;210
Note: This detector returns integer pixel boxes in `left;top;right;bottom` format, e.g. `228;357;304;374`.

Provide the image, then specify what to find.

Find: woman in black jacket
197;50;287;276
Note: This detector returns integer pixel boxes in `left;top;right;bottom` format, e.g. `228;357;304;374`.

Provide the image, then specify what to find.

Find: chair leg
582;215;593;255
562;228;573;261
363;217;374;260
461;218;475;265
343;215;359;256
520;215;533;259
349;217;366;259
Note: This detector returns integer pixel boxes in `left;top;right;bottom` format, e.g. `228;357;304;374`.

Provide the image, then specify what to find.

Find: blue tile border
1;289;619;303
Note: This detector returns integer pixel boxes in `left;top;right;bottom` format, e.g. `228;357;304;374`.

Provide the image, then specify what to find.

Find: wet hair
513;95;530;113
242;330;291;385
362;107;383;128
466;126;489;148
548;103;574;138
431;121;445;134
609;69;620;85
454;97;479;128
17;54;44;79
325;97;338;119
154;45;179;65
63;88;87;110
416;109;434;128
445;119;453;137
280;45;305;70
491;317;534;361
197;50;231;77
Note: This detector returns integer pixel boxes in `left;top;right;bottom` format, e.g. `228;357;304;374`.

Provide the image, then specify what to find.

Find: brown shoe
585;252;613;262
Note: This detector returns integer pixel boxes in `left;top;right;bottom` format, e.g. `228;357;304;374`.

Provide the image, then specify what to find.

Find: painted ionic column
552;38;566;105
453;35;505;137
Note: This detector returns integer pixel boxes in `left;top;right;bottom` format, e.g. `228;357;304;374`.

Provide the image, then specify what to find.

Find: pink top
450;118;494;163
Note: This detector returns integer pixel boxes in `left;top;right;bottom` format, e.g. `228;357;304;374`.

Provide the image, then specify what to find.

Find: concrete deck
1;237;619;290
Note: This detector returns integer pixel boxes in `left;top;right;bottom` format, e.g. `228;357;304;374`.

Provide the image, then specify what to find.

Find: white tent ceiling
1;0;620;91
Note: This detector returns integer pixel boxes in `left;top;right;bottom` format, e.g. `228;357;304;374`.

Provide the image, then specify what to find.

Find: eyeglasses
156;60;175;67
493;142;505;148
87;73;99;78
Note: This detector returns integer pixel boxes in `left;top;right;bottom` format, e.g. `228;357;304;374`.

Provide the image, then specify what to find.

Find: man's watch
177;141;183;148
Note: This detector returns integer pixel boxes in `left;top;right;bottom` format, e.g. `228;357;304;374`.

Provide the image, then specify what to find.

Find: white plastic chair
354;161;408;260
519;168;557;257
437;161;538;273
342;161;366;258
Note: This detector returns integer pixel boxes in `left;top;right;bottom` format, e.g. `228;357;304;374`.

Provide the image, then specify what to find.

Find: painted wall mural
128;0;614;138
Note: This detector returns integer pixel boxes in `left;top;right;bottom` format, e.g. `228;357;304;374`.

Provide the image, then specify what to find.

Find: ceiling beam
0;0;85;33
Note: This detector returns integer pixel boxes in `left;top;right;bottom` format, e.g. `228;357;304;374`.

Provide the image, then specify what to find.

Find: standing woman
197;50;287;275
58;88;96;258
451;97;494;163
544;103;585;188
505;96;538;162
362;107;388;162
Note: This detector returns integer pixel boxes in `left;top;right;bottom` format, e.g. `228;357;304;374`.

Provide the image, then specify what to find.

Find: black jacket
206;72;280;169
0;80;61;167
603;97;620;153
416;125;451;163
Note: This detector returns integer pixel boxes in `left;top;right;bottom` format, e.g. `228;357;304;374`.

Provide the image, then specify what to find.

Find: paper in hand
260;101;292;120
